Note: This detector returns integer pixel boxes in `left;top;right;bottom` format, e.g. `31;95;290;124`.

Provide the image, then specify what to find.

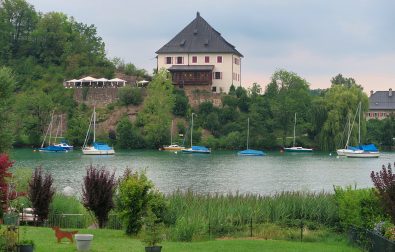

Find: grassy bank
23;227;359;252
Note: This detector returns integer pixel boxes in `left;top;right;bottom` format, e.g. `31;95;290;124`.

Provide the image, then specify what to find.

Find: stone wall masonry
74;88;118;107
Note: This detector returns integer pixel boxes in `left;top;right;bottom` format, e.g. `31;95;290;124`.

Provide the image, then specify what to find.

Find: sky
28;0;395;92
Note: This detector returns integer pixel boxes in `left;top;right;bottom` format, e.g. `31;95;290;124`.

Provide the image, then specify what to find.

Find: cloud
28;0;395;90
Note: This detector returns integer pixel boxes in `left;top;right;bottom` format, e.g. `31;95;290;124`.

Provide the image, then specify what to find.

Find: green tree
65;111;89;147
320;83;368;151
0;67;15;152
116;169;166;235
116;117;145;149
15;91;53;146
265;70;311;146
136;69;174;148
173;90;189;116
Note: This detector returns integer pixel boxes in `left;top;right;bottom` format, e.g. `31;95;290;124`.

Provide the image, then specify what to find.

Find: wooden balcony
168;65;213;86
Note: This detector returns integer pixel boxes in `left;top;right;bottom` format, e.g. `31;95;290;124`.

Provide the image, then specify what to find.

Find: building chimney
370;90;374;96
197;11;200;17
390;88;393;97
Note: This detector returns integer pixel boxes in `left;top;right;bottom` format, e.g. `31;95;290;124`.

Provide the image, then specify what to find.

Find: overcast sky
28;0;395;92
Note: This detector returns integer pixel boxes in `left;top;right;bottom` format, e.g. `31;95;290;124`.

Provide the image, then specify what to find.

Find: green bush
334;186;387;229
116;169;166;235
173;90;189;116
118;86;144;106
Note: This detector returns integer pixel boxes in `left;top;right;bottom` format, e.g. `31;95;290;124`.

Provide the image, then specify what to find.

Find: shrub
116;117;145;149
0;154;14;212
371;163;395;223
82;165;116;228
142;208;165;247
116;169;166;235
28;167;55;225
118;86;143;106
334;186;385;229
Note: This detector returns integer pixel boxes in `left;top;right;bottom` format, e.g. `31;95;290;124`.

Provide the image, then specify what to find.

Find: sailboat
337;104;360;156
238;118;265;156
182;113;211;154
161;120;185;151
284;113;313;152
38;111;67;152
344;102;380;158
82;107;115;155
53;114;73;150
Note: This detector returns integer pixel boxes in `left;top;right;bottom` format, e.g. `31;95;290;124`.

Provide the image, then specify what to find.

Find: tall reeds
165;190;339;240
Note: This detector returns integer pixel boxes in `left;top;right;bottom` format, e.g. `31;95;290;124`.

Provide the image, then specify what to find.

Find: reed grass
165;190;339;240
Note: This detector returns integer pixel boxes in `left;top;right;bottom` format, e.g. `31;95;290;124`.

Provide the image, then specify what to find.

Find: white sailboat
38;111;67;152
343;102;380;158
238;118;265;156
82;107;115;155
182;113;211;154
53;114;73;150
161;120;185;151
284;113;313;152
337;104;359;156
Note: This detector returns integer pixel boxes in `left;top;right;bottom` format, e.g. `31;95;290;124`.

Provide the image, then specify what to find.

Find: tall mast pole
191;113;194;148
247;117;250;149
93;107;96;143
293;113;296;147
358;102;361;145
170;120;173;145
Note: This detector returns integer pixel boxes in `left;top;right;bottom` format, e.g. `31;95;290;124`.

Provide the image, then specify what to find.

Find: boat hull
161;146;185;151
345;152;380;158
38;146;68;152
284;147;313;152
82;149;115;155
182;149;211;154
336;149;354;156
238;149;265;156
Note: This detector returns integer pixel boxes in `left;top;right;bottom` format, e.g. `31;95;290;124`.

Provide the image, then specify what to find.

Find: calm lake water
9;149;395;195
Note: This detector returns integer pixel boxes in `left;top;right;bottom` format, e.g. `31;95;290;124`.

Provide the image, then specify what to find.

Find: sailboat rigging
284;113;313;152
237;118;265;156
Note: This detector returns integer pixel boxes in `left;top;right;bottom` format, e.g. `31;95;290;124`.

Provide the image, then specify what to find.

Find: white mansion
156;12;243;93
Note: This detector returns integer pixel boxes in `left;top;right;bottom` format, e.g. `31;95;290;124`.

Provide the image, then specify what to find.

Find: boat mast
48;112;54;146
41;110;55;148
358;102;361;145
170;120;173;145
293;113;296;147
191;113;195;148
247;117;250;150
93;107;96;143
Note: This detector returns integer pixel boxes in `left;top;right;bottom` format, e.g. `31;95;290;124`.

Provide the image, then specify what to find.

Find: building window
212;86;217;92
217;56;222;63
374;112;378;118
205;56;210;63
192;56;197;63
177;57;183;64
214;72;222;80
234;58;240;65
166;57;172;64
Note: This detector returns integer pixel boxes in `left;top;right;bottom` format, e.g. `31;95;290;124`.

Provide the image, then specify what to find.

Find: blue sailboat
38;111;68;152
182;113;211;154
238;118;265;156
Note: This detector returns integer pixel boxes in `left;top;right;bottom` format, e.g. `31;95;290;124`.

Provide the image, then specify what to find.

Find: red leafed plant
371;163;395;223
0;153;14;212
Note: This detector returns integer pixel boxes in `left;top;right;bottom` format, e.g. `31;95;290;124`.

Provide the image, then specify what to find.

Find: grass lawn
21;227;361;252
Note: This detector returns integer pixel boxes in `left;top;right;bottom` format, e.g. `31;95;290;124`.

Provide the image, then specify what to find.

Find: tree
136;69;175;148
371;163;395;223
116;169;166;235
331;74;362;89
14;91;53;146
116;117;145;149
265;70;311;146
320;83;368;151
82;165;116;228
28;167;55;225
173;90;189;116
0;67;15;152
65;111;89;147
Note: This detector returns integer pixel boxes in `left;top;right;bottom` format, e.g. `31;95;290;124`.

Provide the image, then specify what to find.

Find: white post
170;120;173;145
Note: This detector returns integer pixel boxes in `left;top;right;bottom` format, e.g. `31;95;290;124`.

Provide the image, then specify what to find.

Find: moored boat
82;107;115;155
161;120;185;151
284;113;313;153
237;118;265;156
182;145;211;154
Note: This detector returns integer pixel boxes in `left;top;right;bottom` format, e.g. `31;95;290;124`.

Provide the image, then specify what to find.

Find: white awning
109;78;126;82
80;76;97;82
96;78;108;82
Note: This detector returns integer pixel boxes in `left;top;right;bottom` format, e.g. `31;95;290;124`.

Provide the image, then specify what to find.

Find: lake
9;149;394;195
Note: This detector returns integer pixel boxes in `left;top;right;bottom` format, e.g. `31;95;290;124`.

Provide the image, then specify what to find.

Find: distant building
156;12;243;94
368;88;395;120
